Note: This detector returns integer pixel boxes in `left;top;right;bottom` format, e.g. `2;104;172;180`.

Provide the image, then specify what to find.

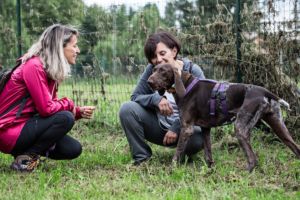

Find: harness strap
0;93;30;118
219;83;229;116
210;83;221;116
16;94;30;118
0;58;29;118
184;78;217;97
185;78;200;96
210;82;229;117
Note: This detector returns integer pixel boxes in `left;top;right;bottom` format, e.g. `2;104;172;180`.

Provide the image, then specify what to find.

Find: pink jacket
0;56;81;153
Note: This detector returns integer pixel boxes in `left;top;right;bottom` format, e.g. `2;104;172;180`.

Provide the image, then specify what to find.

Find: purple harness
184;78;229;118
209;82;229;117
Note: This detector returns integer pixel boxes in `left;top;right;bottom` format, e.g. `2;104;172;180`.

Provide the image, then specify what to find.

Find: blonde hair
22;24;79;82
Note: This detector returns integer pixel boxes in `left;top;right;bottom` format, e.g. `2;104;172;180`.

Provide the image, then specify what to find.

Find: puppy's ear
172;67;186;99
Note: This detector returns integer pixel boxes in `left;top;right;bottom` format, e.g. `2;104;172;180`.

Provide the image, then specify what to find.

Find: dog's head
147;63;176;95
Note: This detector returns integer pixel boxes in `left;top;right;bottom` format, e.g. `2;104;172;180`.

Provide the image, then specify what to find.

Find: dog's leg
173;122;193;163
202;127;214;167
235;99;268;172
262;101;300;158
173;67;186;99
235;115;257;172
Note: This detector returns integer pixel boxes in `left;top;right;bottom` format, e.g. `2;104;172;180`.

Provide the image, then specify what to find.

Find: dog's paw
247;162;258;173
172;155;181;165
171;159;180;168
207;160;215;168
172;156;179;163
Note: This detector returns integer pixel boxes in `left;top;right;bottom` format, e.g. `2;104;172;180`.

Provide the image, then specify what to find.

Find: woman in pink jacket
0;24;95;172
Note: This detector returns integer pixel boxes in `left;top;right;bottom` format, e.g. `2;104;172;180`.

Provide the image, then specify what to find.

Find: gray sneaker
10;154;40;172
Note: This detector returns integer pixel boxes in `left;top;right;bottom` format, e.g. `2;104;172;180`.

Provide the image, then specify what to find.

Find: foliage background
0;1;299;199
0;0;299;130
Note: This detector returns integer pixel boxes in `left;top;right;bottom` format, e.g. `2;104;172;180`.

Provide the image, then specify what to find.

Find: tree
0;0;18;66
80;5;112;67
21;0;85;37
164;1;176;27
94;3;165;74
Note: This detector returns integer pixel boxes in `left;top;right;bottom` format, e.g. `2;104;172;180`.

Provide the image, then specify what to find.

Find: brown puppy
147;63;300;172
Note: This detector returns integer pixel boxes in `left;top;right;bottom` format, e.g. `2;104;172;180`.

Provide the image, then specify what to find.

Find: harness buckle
219;91;226;100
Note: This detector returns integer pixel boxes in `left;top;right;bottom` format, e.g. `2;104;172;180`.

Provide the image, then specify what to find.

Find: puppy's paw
206;160;215;168
247;162;258;173
172;154;181;166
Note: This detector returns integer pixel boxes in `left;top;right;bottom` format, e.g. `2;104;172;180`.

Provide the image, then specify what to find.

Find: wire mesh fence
0;0;299;129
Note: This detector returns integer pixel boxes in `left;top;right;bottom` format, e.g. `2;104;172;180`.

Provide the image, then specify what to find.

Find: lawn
0;121;299;200
0;77;299;199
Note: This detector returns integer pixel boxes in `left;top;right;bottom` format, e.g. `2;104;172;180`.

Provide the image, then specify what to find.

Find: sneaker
10;154;40;172
132;157;151;166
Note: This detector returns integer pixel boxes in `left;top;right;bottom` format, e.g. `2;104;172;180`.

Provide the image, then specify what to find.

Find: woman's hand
158;97;173;116
163;130;178;145
79;106;96;119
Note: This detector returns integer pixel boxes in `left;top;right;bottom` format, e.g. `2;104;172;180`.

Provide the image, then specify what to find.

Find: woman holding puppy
119;31;205;165
0;24;95;172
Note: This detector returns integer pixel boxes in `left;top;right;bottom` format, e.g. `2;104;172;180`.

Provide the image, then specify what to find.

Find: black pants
11;111;82;160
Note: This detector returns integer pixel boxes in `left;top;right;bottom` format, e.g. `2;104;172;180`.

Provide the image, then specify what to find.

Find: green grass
0;122;299;200
1;79;298;199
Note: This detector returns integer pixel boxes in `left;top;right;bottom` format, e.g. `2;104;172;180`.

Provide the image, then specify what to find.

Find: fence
0;0;299;129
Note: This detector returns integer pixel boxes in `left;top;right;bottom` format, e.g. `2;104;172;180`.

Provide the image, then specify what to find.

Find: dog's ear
172;67;186;99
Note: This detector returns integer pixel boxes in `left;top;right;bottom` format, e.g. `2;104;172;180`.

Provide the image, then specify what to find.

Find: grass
1;78;298;199
0;122;299;200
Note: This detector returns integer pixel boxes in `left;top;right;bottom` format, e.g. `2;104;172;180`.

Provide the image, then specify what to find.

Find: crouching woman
0;24;95;172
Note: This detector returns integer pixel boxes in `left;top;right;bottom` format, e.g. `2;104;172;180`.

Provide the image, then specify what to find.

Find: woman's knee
50;138;82;160
68;141;82;159
119;101;138;120
53;111;75;131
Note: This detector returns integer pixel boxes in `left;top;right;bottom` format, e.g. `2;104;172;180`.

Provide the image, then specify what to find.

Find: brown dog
147;63;300;172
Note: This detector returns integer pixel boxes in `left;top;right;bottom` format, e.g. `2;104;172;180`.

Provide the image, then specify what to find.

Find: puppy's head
147;63;175;95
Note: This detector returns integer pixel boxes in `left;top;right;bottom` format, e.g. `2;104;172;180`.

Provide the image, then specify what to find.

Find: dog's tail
278;99;291;111
263;88;291;111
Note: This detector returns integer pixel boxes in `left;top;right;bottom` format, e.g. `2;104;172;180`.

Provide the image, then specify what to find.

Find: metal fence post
16;0;22;57
235;0;242;82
